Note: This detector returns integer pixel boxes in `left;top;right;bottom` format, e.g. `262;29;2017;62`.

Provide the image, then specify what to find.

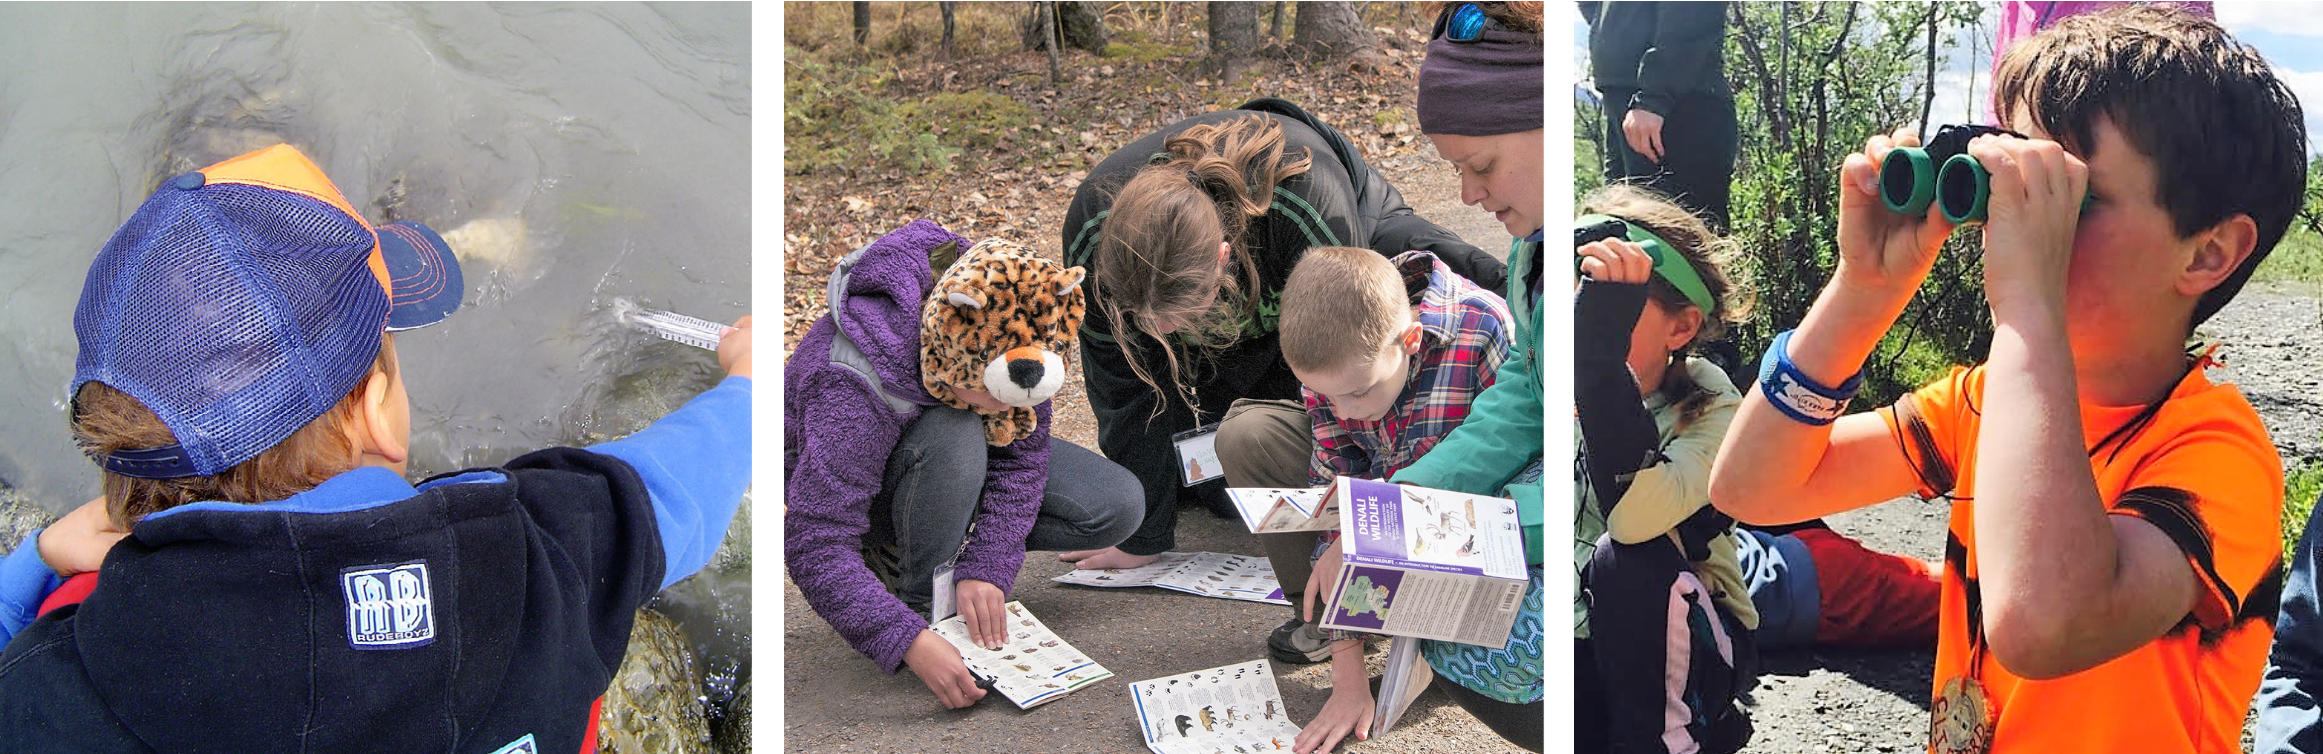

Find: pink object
1985;1;2215;123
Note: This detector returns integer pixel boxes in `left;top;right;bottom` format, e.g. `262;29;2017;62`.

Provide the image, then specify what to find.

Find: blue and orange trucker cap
71;144;464;479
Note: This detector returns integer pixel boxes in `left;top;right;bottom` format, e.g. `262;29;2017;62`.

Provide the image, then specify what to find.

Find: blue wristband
1757;330;1863;425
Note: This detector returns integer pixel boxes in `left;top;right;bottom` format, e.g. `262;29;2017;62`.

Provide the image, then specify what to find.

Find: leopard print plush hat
919;238;1087;446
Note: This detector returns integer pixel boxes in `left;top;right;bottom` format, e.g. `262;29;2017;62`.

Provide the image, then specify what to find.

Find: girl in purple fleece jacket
784;220;1141;709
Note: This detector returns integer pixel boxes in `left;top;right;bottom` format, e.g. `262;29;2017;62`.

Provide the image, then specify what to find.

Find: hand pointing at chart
719;315;752;379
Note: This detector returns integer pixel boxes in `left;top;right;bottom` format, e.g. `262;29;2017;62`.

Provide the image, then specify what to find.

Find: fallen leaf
842;196;871;213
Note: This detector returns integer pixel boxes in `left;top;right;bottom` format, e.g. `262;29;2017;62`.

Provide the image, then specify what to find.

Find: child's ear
2179;213;2260;297
1400;320;1424;356
355;369;407;465
1663;306;1704;352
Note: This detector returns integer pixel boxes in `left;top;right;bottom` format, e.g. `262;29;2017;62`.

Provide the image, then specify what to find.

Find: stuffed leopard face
920;238;1087;446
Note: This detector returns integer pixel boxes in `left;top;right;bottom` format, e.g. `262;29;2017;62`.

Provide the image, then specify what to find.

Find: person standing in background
1583;1;1738;232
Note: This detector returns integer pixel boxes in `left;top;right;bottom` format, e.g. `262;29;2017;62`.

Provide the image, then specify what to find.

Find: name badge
932;560;959;622
1172;423;1224;487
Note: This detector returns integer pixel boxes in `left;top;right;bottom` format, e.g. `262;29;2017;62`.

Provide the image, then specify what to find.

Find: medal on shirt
1929;675;1993;754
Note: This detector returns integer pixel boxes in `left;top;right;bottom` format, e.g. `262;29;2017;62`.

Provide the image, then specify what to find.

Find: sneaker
1268;618;1333;665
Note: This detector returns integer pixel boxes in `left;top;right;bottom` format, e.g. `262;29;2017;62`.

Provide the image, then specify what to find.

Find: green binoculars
1878;124;2087;225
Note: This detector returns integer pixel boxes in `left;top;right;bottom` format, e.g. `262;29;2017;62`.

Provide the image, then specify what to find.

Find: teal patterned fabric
1422;565;1546;704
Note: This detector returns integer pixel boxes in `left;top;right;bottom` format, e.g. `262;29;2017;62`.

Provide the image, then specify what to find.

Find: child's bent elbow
1982;609;2089;681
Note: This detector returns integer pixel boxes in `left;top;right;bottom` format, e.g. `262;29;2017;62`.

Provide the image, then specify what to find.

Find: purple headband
1416;29;1544;136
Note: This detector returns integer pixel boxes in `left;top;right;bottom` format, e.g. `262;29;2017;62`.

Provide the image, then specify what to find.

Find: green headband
1574;214;1716;313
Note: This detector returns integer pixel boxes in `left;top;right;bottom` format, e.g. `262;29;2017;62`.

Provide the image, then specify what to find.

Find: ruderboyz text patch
341;561;435;649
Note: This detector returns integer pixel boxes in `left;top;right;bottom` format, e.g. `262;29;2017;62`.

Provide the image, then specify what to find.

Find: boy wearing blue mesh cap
0;144;751;753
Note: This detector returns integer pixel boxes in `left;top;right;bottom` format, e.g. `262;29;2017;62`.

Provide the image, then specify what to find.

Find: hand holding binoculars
1878;124;2089;225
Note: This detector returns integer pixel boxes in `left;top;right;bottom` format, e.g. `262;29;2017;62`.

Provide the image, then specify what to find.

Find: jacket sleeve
589;376;753;589
1363;166;1508;294
2255;498;2323;754
1574;278;1659;515
950;403;1053;594
0;538;60;642
782;371;928;674
1631;1;1727;116
1605;391;1737;545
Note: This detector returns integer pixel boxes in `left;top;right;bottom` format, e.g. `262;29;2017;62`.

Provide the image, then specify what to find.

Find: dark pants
1581;534;1757;754
1598;88;1739;232
1215;397;1322;606
1095;339;1306;556
866;406;1143;613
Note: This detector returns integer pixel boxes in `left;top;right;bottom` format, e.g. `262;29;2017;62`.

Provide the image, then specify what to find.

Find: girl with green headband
1572;184;1756;753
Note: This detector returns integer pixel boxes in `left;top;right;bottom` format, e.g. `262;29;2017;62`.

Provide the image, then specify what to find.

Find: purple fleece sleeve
783;370;928;674
949;402;1053;594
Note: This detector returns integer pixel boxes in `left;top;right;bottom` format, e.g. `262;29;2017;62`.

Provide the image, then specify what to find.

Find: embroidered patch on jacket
488;734;538;754
341;561;435;649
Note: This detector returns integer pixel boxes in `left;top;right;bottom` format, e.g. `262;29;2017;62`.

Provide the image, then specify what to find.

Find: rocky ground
1734;283;2323;753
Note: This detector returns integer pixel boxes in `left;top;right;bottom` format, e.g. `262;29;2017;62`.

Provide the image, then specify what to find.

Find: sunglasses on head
1432;3;1502;42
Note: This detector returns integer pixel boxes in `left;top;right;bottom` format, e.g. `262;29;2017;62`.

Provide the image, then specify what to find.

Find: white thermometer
615;300;732;351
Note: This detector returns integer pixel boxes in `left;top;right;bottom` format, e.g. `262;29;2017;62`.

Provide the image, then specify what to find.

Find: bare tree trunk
1023;1;1111;54
1917;3;1938;135
1292;1;1379;67
941;1;957;57
1044;2;1062;87
1270;1;1286;38
1207;2;1262;79
852;1;870;46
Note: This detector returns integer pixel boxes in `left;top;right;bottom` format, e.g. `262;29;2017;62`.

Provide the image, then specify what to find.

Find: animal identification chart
1130;660;1301;754
930;601;1113;709
1225;486;1338;533
1319;477;1529;647
1051;551;1291;605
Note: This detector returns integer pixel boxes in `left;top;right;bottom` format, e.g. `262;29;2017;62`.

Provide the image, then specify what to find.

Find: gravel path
2202;284;2323;465
1732;282;2323;753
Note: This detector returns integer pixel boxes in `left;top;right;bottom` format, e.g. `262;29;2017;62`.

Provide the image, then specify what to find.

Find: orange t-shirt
1880;362;2282;754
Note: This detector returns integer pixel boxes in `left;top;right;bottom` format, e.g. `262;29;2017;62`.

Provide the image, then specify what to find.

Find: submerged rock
713;679;750;753
598;608;713;754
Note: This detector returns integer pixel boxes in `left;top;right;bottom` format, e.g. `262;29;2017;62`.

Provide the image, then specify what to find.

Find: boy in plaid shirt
1216;244;1511;749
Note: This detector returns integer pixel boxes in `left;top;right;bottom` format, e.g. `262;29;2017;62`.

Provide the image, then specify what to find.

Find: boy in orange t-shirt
1708;7;2303;753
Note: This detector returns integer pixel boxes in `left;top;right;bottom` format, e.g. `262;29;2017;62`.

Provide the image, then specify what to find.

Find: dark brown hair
1579;184;1745;432
74;336;398;528
1094;114;1311;415
1993;5;2306;328
1280;246;1407;374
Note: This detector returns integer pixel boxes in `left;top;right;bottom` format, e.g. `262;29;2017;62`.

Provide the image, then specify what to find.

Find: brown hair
1993;5;2306;328
1280;247;1408;374
1579;184;1745;432
1094;114;1311;416
73;336;398;528
1420;2;1546;33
